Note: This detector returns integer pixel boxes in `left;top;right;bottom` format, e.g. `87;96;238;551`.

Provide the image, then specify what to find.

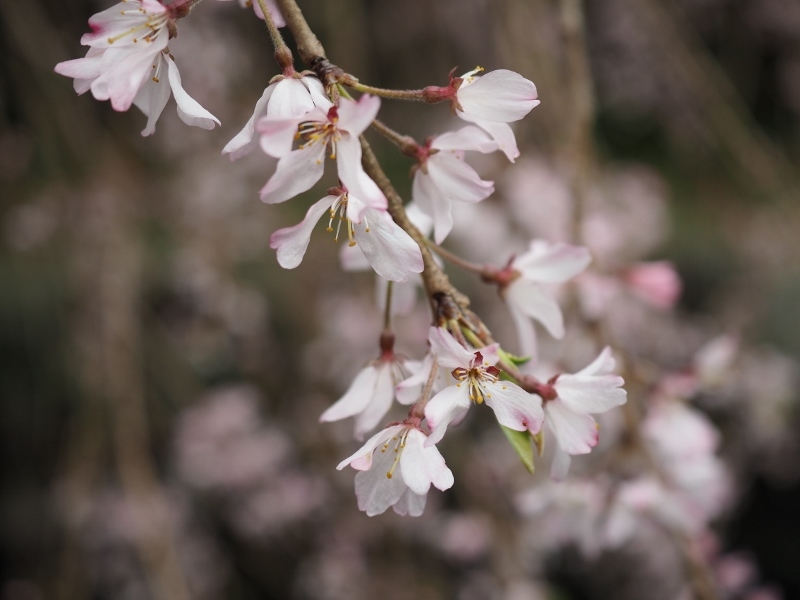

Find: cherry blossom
218;0;286;26
454;68;539;162
268;189;423;283
257;94;385;210
223;75;331;160
337;422;454;517
320;350;414;440
544;347;627;479
502;241;592;360
424;327;544;445
54;0;219;136
412;126;498;243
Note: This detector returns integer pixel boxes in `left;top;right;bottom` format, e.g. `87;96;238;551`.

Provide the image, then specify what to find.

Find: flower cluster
56;0;628;519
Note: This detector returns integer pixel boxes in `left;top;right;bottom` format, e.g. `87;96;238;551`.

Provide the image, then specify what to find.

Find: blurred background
1;0;800;598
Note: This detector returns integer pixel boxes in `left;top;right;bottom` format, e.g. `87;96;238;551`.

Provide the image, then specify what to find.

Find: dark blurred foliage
1;0;800;599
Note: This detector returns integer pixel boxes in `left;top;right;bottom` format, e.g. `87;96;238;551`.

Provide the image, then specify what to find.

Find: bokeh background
2;0;800;598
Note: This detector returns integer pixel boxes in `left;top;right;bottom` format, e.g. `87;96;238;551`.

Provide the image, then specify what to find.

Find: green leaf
500;425;535;474
498;348;532;367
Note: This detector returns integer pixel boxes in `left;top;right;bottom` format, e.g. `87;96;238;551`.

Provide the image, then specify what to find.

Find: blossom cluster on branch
54;0;630;519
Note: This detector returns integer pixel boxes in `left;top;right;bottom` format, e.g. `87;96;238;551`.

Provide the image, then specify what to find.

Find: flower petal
166;56;219;130
337;425;403;471
353;209;424;283
427;153;494;204
554;372;627;415
550;446;573;481
457;69;539;123
337;94;381;137
269;195;333;268
432;125;499;153
508;301;539;364
483;381;544;434
353;363;397;440
575;346;616;377
391;487;427;517
401;429;454;494
458;116;519;162
428;327;475;370
91;46;162;111
222;84;275;160
335;135;387;217
545;400;599;455
354;452;407;516
132;61;171;136
505;279;565;339
300;77;333;111
320;363;380;423
260;142;326;204
413;169;453;244
424;384;471;446
512;240;592;283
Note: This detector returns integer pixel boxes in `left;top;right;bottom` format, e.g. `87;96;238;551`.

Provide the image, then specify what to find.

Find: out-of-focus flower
269;189;423;282
320;347;415;440
223;75;331;160
257;95;384;209
452;69;539;161
54;0;219;136
337;422;454;517
423;327;544;445
622;261;682;310
501;240;592;360
544;347;627;479
642;399;731;526
218;0;285;26
411;126;498;243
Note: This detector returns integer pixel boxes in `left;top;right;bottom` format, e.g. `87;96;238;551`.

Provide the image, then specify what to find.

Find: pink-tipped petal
483;382;544;434
269;195;333;268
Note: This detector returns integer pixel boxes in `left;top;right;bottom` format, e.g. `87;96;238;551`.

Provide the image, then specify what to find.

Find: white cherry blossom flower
257;94;384;210
544;347;627;479
337;422;454;517
424;328;544;445
502;240;592;360
269;189;423;283
218;0;286;26
54;0;219;136
455;68;539;162
412;126;498;243
320;349;414;440
223;75;331;160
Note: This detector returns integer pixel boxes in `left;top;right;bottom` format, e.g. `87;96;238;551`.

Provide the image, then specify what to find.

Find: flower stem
348;81;426;101
256;0;295;72
425;240;488;276
409;358;439;421
370;119;419;156
383;280;393;331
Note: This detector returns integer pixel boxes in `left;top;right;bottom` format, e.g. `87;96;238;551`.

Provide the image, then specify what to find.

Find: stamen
385;430;410;479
